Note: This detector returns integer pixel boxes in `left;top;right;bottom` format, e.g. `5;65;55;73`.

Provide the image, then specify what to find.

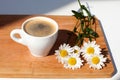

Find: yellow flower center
74;49;78;54
92;56;100;64
68;57;76;65
60;50;68;57
87;47;95;54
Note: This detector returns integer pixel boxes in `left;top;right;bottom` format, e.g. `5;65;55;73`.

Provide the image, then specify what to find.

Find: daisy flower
72;45;81;57
81;41;101;60
87;54;107;70
55;43;74;64
64;54;84;70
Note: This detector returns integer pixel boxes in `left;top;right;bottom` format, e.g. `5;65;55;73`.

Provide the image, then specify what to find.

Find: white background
0;0;120;80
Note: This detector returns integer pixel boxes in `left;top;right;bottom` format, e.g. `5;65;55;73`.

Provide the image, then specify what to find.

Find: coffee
24;20;56;37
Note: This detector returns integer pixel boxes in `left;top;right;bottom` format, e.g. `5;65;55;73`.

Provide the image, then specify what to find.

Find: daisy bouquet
55;0;107;70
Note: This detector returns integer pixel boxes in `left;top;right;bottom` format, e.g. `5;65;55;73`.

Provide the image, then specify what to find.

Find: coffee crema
24;20;56;37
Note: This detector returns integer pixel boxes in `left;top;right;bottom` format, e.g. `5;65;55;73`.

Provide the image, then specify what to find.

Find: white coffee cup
10;16;58;57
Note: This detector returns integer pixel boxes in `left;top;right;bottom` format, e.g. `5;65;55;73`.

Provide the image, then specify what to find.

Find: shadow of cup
49;29;77;55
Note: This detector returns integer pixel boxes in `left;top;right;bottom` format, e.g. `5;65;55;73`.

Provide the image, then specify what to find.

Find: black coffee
24;20;56;37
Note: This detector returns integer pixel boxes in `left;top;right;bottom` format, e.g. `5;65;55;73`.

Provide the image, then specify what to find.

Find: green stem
78;0;82;8
72;0;99;46
78;0;83;15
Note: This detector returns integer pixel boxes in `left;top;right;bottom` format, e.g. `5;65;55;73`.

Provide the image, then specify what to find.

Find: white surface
0;0;120;80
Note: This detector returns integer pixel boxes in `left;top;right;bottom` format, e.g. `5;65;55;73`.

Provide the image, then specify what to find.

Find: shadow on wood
0;15;29;28
48;29;77;55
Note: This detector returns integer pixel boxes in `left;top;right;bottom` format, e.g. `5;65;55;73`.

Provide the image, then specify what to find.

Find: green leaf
89;29;94;34
85;27;90;32
84;27;91;35
78;33;84;40
91;32;99;37
83;34;89;38
72;10;84;19
71;0;99;46
81;5;92;21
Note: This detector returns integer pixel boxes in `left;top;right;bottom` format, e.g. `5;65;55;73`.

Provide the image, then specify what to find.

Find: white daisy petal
87;54;107;70
63;54;83;70
81;41;101;60
55;43;73;64
71;45;81;57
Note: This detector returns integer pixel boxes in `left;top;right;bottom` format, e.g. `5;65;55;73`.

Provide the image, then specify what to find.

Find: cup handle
10;29;26;46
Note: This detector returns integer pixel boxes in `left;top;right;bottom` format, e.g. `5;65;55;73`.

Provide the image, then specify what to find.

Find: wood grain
0;15;114;78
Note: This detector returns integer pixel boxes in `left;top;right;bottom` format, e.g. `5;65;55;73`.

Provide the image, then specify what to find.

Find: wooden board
0;15;114;78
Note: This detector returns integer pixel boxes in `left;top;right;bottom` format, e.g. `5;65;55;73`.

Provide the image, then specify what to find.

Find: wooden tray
0;15;114;78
